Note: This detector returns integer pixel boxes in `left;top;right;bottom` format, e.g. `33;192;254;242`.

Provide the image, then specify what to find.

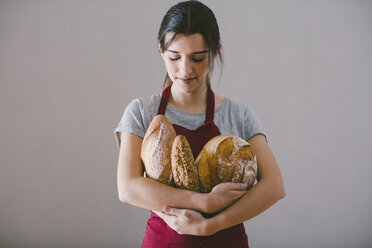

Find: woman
114;1;286;247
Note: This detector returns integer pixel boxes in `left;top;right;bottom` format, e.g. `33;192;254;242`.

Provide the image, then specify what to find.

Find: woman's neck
169;84;208;113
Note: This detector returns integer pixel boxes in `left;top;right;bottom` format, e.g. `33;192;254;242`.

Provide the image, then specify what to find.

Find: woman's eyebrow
166;49;208;54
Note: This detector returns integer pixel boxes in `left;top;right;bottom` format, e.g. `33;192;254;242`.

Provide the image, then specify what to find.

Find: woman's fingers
205;183;248;214
162;206;182;216
212;182;247;192
153;210;167;218
154;208;210;236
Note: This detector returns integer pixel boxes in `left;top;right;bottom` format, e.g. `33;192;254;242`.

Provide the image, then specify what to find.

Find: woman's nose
179;58;193;75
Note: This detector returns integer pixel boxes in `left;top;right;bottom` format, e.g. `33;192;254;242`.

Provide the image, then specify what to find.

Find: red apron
141;86;249;248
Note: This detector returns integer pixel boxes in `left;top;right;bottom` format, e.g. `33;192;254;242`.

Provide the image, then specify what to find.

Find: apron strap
157;86;171;115
157;85;216;126
205;87;216;126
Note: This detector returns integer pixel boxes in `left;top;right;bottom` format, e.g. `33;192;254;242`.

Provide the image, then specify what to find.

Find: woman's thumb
163;206;179;216
224;182;247;190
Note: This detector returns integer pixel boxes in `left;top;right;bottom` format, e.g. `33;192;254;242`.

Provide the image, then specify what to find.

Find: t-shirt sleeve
113;99;146;149
243;105;268;143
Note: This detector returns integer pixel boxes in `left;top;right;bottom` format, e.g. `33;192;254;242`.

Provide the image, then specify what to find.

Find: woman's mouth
178;77;195;84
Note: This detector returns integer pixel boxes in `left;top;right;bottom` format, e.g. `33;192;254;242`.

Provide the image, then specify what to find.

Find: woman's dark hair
158;0;223;89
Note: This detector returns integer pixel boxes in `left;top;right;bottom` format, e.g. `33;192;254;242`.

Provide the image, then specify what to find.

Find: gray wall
1;0;371;247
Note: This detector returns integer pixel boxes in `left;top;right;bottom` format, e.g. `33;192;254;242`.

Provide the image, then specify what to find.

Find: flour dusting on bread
141;115;257;191
196;135;257;192
141;115;176;184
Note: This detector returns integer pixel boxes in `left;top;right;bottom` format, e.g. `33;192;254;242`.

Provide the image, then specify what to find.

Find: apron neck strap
157;85;216;125
157;86;171;115
205;86;215;125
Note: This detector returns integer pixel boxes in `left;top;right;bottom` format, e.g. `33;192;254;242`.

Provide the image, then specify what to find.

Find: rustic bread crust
140;115;177;184
141;115;257;192
171;135;200;192
195;135;257;192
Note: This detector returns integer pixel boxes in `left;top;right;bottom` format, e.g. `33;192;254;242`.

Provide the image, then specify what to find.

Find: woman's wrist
203;214;223;236
196;191;219;214
190;191;209;213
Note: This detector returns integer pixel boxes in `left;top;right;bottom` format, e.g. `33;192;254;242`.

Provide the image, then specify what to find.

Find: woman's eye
169;57;205;62
192;57;205;63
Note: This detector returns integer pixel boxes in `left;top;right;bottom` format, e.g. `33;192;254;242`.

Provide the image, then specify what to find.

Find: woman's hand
153;207;215;236
204;182;247;214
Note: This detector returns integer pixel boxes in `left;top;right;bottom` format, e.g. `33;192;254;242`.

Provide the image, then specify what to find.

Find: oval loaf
171;135;200;192
141;115;177;184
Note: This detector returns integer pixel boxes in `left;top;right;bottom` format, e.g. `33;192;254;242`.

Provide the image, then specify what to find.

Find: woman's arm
117;132;247;213
207;134;286;233
155;134;286;235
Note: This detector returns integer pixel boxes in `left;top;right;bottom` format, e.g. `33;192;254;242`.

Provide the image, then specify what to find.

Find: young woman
114;1;285;247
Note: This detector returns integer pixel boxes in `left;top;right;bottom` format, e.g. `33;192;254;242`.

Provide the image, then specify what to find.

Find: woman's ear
159;44;165;60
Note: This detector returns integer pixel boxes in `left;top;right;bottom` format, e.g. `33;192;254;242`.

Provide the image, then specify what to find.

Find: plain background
1;0;371;247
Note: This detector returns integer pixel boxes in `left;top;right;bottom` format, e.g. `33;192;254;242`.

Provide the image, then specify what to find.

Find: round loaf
195;135;257;192
171;135;200;192
141;115;177;184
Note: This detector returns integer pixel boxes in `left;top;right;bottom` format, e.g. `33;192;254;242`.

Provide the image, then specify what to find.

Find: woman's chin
173;80;206;94
174;82;196;93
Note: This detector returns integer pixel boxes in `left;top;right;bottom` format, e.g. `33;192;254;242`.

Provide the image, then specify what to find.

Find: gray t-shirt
114;93;267;148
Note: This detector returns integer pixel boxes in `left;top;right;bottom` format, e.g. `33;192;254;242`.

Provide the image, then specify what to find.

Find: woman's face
160;33;210;94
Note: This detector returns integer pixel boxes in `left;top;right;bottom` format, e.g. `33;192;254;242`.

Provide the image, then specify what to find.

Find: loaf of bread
141;115;177;184
195;135;257;193
142;115;257;192
171;135;200;192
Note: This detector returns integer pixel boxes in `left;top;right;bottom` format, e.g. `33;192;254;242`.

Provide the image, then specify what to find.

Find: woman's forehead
166;33;208;54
